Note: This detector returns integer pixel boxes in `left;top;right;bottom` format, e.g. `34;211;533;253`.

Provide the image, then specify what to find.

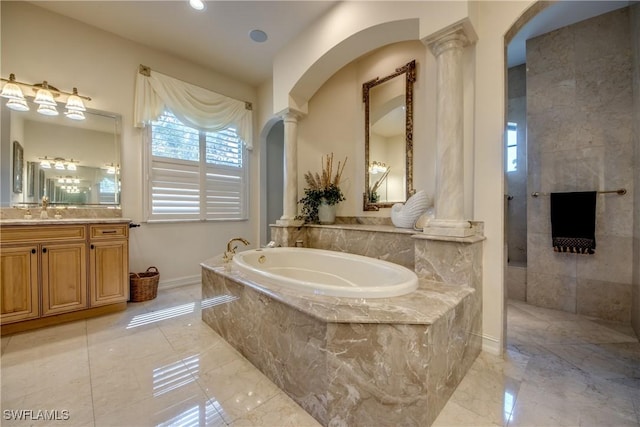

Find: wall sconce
39;157;79;171
1;74;91;120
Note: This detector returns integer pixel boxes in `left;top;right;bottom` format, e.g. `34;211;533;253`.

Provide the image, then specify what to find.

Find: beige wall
297;41;434;218
472;0;536;353
1;2;260;286
526;8;634;323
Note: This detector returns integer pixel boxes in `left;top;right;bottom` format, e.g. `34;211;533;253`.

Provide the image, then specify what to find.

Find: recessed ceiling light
249;29;268;43
189;0;205;11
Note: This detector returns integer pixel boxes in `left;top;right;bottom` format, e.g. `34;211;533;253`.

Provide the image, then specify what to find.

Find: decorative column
423;26;475;238
276;109;304;227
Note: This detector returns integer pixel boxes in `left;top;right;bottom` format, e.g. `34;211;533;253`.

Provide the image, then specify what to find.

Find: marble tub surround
306;224;415;270
271;220;416;269
202;258;482;427
1;206;123;220
413;233;484;291
270;223;306;248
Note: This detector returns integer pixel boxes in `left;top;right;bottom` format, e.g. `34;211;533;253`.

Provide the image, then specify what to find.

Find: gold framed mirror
363;60;416;211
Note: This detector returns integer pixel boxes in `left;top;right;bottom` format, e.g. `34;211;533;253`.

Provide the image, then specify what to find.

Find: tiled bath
201;258;482;427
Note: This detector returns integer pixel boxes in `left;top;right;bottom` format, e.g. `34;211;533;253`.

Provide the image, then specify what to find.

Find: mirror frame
363;59;416;211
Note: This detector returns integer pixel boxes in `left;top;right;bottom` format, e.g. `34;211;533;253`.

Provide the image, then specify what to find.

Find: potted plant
298;153;347;224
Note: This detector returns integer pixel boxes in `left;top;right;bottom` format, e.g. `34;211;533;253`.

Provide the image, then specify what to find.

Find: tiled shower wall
526;8;635;323
631;3;640;336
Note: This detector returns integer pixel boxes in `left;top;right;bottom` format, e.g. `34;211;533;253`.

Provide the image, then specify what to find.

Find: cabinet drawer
90;224;129;240
0;225;86;243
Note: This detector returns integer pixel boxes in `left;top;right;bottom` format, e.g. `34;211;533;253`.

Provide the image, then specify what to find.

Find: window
506;122;518;172
146;110;248;221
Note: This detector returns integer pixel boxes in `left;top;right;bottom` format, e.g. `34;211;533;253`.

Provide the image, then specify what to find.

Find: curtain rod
531;188;627;198
138;64;252;111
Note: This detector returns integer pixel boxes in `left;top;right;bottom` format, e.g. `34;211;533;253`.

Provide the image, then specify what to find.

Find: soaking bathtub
231;247;418;298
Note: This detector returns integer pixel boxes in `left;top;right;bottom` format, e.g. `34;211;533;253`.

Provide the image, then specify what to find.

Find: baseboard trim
158;274;201;291
482;335;502;356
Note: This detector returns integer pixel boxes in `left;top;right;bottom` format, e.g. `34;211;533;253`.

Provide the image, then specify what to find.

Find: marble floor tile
195;358;282;424
1;289;638;427
1;335;11;355
229;392;321;427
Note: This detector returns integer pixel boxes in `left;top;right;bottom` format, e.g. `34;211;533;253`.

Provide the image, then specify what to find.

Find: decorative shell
391;190;432;228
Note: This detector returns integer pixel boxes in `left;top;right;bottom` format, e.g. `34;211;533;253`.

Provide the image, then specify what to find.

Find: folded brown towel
550;191;597;254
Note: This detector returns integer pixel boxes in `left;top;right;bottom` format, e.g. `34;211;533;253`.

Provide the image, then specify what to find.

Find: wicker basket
129;266;160;302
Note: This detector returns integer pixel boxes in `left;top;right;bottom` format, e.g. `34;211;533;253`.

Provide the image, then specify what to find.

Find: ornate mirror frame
363;59;416;211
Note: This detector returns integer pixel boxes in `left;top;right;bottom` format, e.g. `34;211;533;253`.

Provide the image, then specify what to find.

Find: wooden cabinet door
1;245;40;324
90;240;129;306
41;242;88;316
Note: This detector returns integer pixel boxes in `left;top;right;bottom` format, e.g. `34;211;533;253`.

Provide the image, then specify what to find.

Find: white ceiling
30;1;632;84
30;0;338;87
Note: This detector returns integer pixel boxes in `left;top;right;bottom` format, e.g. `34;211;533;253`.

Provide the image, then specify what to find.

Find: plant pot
318;198;337;224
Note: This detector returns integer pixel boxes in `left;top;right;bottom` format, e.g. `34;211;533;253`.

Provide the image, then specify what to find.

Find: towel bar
531;188;627;198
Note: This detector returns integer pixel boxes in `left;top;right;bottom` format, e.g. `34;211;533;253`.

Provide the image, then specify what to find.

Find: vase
318;198;337;224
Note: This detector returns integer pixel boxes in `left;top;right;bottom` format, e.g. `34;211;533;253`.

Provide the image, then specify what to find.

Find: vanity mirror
363;60;416;211
1;98;121;207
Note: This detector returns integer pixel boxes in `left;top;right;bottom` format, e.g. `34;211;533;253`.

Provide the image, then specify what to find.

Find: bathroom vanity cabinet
0;220;129;334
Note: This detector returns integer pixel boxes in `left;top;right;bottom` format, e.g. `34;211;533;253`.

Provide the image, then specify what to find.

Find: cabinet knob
42;248;47;253
31;248;36;254
90;244;95;250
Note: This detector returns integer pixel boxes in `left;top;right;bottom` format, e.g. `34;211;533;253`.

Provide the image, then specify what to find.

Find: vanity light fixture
39;157;79;171
40;157;52;169
6;98;29;112
37;103;59;116
57;177;80;184
34;81;57;107
64;88;86;120
0;74;25;100
1;74;91;119
369;161;388;174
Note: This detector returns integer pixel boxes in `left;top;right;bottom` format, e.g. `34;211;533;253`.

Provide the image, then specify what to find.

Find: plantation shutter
204;129;247;220
147;110;247;221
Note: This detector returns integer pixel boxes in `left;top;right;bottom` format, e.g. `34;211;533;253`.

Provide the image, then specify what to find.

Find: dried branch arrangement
298;153;348;223
304;153;347;191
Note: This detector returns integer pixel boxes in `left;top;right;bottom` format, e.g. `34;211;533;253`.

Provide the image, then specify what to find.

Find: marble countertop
0;217;132;226
201;256;474;325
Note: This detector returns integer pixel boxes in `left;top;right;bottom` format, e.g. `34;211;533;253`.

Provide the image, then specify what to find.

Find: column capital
423;22;477;57
278;108;305;122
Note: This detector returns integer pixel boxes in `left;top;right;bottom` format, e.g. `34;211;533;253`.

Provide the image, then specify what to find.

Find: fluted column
276;110;304;226
423;27;474;237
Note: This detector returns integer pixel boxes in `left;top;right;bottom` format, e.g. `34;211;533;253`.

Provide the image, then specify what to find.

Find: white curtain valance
134;68;253;150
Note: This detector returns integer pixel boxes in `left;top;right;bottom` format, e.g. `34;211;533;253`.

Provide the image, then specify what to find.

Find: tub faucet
224;237;250;262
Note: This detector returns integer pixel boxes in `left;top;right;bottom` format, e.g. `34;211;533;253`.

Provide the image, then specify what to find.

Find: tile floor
1;285;638;427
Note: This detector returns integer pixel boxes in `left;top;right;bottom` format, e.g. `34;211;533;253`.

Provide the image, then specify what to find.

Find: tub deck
201;257;481;427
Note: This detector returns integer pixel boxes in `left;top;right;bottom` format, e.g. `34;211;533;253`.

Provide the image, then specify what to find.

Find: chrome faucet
223;237;250;262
